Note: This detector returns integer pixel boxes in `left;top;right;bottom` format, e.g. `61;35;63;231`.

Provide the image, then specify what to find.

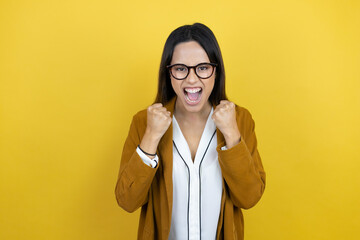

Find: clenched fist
212;100;241;149
139;103;172;158
146;103;172;140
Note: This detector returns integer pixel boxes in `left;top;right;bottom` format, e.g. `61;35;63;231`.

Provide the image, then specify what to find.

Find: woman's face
170;41;215;114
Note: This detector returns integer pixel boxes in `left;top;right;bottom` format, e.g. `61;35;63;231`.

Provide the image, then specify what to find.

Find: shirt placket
189;165;200;240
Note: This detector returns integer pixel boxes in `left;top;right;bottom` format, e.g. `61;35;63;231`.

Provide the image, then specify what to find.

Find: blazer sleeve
115;113;159;213
216;107;266;209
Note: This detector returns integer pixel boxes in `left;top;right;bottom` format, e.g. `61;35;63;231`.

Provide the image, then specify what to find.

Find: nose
185;67;199;83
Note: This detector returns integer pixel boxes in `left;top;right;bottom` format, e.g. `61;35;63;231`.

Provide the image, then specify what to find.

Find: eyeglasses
166;62;217;80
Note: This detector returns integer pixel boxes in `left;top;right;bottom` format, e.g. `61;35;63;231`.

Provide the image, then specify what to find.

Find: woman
115;23;266;240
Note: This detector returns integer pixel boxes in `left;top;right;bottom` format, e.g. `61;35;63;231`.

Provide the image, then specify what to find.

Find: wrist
139;129;161;157
138;145;157;160
223;130;241;149
144;128;162;143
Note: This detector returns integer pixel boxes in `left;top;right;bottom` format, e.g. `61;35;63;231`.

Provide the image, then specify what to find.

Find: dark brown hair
154;23;227;105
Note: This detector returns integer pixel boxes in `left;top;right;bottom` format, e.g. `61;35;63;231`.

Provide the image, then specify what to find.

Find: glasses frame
166;62;218;80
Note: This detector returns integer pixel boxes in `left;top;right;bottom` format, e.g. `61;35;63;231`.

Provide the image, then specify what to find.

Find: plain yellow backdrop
1;0;359;239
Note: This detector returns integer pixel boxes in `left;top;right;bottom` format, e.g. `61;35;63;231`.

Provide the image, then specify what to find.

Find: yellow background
1;0;359;239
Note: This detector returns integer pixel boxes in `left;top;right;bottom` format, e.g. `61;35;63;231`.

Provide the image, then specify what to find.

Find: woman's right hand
139;103;171;158
145;103;172;140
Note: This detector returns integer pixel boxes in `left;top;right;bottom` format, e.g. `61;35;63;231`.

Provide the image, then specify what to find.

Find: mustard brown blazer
115;96;266;240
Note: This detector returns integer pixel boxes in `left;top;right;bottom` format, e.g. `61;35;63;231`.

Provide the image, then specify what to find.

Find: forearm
115;115;159;212
139;129;161;159
115;149;158;212
217;140;265;209
223;129;241;149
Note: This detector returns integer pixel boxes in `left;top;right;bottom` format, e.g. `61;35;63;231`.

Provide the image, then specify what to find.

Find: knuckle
152;103;162;109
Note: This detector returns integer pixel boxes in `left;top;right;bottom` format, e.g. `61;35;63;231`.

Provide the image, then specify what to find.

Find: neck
174;100;212;123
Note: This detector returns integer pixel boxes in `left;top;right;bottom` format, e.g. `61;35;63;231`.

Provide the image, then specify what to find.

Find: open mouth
183;87;202;105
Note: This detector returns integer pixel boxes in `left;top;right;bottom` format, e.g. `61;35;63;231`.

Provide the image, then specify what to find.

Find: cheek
206;78;215;94
171;78;182;94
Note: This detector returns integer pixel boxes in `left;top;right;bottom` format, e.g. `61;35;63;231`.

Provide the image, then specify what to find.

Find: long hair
154;23;227;105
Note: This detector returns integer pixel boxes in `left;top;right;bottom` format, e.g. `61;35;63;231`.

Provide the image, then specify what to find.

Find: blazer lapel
213;101;227;239
212;101;226;151
157;96;177;228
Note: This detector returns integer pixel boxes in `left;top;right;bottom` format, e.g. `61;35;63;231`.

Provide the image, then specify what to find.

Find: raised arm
216;107;266;209
115;114;158;212
115;104;171;212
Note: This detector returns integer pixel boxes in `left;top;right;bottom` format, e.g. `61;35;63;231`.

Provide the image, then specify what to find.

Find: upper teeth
184;88;201;93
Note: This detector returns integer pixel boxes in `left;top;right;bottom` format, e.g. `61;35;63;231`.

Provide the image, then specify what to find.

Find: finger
214;102;224;110
158;107;169;114
160;107;168;112
217;104;226;111
160;110;170;116
219;106;227;112
213;106;223;114
158;111;171;120
223;103;230;109
223;101;234;110
152;103;163;108
148;103;161;111
152;107;167;114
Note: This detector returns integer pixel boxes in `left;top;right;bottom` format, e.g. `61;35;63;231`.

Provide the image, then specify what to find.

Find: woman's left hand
212;100;241;149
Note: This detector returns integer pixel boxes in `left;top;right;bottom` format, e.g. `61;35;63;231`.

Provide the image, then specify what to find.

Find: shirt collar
172;107;216;165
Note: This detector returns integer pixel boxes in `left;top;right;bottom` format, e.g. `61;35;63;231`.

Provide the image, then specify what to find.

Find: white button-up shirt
136;107;225;240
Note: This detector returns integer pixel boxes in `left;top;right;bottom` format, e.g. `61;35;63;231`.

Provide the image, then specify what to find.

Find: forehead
171;41;210;65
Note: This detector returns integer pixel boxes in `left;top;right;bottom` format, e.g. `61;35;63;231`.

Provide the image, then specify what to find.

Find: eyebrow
169;62;211;66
